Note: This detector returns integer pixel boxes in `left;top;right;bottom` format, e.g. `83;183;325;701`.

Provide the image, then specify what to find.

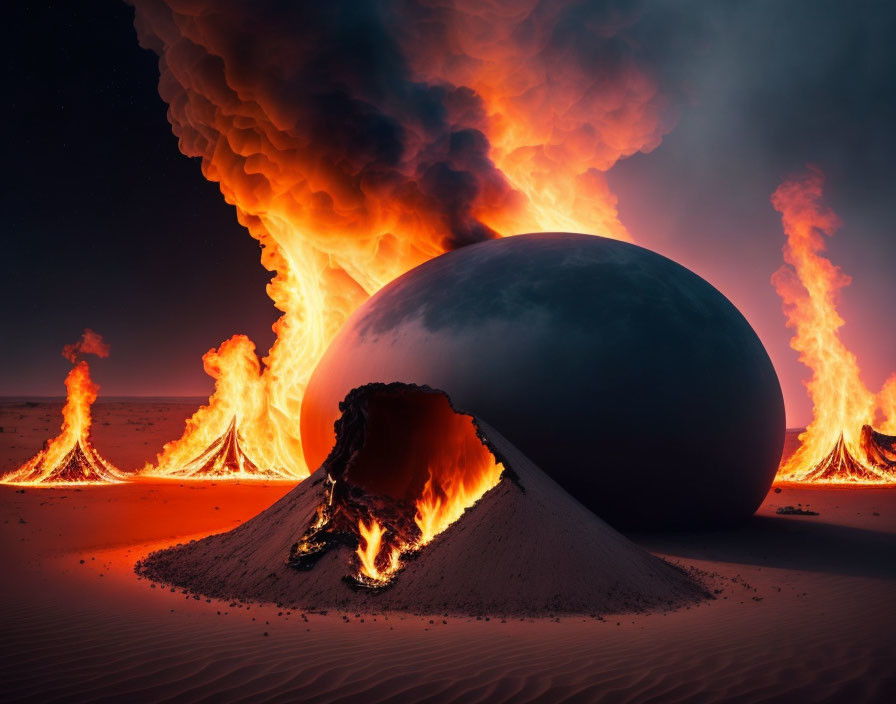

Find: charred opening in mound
288;383;509;589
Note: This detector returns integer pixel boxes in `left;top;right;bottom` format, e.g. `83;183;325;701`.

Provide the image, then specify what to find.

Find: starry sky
3;0;895;427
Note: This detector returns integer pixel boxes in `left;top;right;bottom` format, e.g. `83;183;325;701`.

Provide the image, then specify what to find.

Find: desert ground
1;400;894;703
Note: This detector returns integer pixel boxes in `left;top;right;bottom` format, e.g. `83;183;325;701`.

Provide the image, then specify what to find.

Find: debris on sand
776;505;819;516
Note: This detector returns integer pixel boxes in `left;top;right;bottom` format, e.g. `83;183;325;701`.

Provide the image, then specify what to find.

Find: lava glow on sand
772;168;896;484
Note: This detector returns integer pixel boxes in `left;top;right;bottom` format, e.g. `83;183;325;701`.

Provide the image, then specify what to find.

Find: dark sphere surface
301;233;785;529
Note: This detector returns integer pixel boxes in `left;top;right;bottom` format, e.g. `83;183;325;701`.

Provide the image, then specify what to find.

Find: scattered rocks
776;505;819;516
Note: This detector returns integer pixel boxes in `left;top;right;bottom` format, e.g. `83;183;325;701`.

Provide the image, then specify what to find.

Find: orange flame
287;389;505;585
772;167;894;483
877;375;896;435
129;1;674;480
355;518;402;585
414;447;504;546
142;335;290;479
352;393;503;584
2;361;122;485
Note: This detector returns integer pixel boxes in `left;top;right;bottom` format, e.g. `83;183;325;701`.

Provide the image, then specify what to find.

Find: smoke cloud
62;329;110;364
127;0;686;252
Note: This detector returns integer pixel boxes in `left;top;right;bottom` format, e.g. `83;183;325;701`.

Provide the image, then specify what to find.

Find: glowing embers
288;385;505;589
2;362;123;485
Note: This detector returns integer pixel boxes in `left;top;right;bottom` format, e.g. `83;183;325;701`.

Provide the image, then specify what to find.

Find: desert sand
1;401;894;702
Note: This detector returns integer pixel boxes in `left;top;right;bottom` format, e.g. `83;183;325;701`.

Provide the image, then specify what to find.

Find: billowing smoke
128;0;518;255
62;329;110;364
128;0;686;477
128;0;678;251
389;0;680;239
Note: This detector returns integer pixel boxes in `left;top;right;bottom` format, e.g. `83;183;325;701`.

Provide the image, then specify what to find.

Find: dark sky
1;1;276;398
2;1;895;426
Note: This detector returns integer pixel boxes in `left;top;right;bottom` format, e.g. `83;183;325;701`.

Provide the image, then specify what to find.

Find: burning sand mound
772;169;896;485
144;416;283;480
790;426;896;483
138;384;706;615
2;351;123;485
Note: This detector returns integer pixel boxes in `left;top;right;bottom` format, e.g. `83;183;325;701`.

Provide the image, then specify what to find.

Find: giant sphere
301;233;784;529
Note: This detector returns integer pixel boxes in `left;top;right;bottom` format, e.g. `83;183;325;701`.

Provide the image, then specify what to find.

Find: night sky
2;1;276;398
3;1;895;427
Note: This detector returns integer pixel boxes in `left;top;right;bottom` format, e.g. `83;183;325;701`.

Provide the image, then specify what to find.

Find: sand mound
138;385;707;615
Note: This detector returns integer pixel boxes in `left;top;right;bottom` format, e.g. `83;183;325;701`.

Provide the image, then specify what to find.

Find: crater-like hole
289;384;506;588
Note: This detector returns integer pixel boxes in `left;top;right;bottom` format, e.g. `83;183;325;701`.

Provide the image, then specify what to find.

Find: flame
355;518;402;585
414;454;504;546
288;387;504;587
772;167;895;483
877;374;896;435
353;399;504;584
410;405;504;546
128;1;675;481
1;361;123;485
143;336;292;479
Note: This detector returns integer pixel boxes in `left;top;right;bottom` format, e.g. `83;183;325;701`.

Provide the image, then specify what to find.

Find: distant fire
142;336;291;480
289;386;504;588
2;330;122;486
129;0;675;480
772;168;896;483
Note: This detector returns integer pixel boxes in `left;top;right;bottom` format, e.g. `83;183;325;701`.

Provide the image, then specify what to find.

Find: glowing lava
288;385;504;588
772;167;896;484
128;0;677;481
2;331;123;485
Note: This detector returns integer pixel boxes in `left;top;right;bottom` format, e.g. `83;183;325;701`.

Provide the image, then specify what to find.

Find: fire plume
2;333;122;485
128;0;677;481
142;335;290;479
772;167;895;483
